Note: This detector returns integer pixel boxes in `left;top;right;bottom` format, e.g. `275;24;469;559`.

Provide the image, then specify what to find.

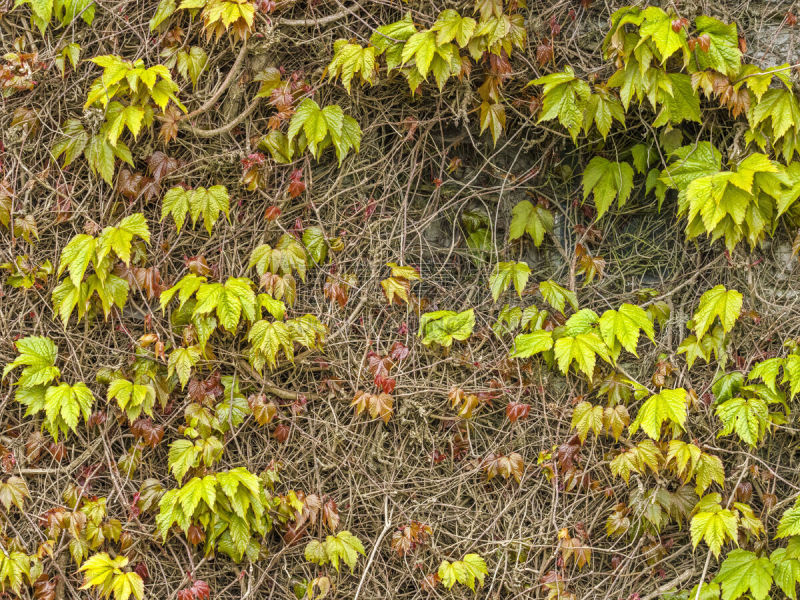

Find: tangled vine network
3;0;800;599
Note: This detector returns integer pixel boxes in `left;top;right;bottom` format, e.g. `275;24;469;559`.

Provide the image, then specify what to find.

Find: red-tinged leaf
187;524;206;545
322;498;339;531
375;374;396;394
506;401;531;423
34;575;57;600
536;40;554;66
158;105;181;145
131;418;164;447
273;423;290;443
389;341;410;362
148;151;181;183
264;205;281;221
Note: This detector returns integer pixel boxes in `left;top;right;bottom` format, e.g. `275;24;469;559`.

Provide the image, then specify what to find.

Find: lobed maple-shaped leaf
690;493;738;557
3;336;60;387
692;285;742;340
489;261;530;302
713;549;773;600
438;554;488;591
79;552;144;600
529;66;591;142
629;388;687;440
582;157;634;219
107;378;156;422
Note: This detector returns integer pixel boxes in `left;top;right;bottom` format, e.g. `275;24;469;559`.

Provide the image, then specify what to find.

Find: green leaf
692;16;741;77
693;285;742;340
188;186;230;235
777;498;800;539
508;200;554;247
248;319;294;370
302;226;328;264
305;540;328;565
539;280;578;315
629;388;687;440
438;554;488;591
150;0;176;30
162;187;190;232
327;41;377;92
168;439;199;482
43;382;94;441
97;213;151;265
324;531;365;572
715;395;768;446
3;336;60;387
107;378;156;421
489;261;530;302
168;346;201;389
194;277;256;334
432;9;476;47
418;309;475;348
479;101;505;146
713;549;773;600
509;330;554;358
599;303;654;357
554;332;610;380
176;46;207;87
772;539;800;600
529;66;591;142
53;119;89;168
401;30;437;78
690;494;738;557
639;6;688;63
59;233;96;286
571;401;604;442
582;157;634;219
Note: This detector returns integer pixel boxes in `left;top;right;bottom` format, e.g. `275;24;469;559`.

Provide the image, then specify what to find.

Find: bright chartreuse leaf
554;332;610;380
693;285;742;340
713;549;774;600
438;554;488;591
107;378;156;422
715;395;768;446
509;330;554;358
418;309;475;348
571;401;604;442
629;388;687;440
599;303;654;358
2;336;60;387
690;493;738;557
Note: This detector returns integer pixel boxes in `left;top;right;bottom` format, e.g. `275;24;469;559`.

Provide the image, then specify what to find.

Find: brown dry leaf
248;393;277;425
484;452;524;482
